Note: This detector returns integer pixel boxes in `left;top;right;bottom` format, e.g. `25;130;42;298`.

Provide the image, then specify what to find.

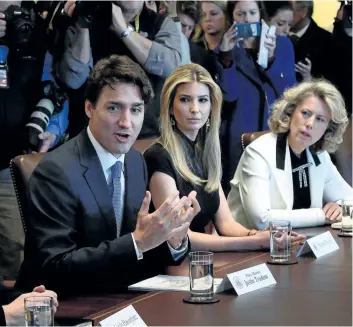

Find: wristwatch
120;25;134;40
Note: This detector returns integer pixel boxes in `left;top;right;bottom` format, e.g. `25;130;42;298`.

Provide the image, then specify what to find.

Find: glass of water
341;201;353;233
269;220;291;263
189;251;214;300
24;296;54;326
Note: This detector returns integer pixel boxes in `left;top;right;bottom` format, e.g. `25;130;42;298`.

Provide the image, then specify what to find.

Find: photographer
58;0;182;139
158;1;191;65
0;1;68;279
328;0;352;185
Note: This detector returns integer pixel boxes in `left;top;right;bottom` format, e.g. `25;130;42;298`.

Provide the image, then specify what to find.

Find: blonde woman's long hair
159;63;223;193
268;79;349;153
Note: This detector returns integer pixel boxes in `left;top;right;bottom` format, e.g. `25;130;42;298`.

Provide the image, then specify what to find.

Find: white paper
129;266;275;297
257;20;269;69
297;231;339;258
225;263;276;296
98;305;146;327
257;21;276;69
128;275;229;293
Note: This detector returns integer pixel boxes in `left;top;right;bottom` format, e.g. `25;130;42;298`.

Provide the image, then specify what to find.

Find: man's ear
85;100;94;119
301;6;308;19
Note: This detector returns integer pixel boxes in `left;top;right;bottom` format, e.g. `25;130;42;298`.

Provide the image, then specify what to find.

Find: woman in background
262;1;312;81
177;1;200;40
144;64;305;251
218;0;296;194
228;80;353;230
189;1;228;80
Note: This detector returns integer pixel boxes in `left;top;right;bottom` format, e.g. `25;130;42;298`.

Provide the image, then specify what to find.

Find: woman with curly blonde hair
228;80;353;230
144;63;305;251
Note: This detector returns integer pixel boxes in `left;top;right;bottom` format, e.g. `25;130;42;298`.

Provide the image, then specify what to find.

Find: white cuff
132;234;143;260
167;237;188;261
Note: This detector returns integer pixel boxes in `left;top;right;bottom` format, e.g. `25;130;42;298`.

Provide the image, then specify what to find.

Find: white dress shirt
87;127;187;261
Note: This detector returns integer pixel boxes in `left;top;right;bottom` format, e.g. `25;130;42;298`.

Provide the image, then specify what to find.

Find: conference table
56;226;352;326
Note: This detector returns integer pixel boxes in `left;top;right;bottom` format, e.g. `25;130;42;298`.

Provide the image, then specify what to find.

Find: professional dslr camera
2;5;35;48
72;1;112;29
26;81;67;151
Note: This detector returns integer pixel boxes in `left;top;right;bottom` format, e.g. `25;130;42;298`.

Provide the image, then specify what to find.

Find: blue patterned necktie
109;161;123;236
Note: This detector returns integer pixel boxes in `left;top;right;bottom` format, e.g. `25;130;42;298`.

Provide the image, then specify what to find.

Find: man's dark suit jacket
291;19;332;81
15;130;185;294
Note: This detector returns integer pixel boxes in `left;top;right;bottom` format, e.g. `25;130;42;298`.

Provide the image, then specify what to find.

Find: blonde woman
189;1;228;81
228;80;353;230
144;64;304;251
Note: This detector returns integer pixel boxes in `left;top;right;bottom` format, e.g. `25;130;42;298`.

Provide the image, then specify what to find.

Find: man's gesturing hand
133;191;195;253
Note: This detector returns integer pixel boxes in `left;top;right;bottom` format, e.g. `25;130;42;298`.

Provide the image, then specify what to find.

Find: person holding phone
217;0;296;194
262;1;312;82
289;1;332;83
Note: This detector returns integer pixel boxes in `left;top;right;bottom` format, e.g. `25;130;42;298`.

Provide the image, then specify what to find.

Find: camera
72;1;112;29
2;5;35;48
26;81;67;151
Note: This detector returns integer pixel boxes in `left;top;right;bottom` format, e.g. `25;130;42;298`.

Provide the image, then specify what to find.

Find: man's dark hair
262;1;293;20
177;1;201;24
295;1;314;18
85;55;154;106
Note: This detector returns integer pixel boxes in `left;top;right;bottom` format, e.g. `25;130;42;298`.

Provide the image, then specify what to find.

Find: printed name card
217;263;276;296
99;305;147;327
296;231;339;258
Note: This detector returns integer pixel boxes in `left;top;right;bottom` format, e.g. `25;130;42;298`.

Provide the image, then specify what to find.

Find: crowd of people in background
0;0;352;323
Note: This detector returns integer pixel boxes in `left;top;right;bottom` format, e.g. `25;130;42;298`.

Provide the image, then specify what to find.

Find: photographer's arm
57;25;93;89
111;5;181;78
69;25;91;64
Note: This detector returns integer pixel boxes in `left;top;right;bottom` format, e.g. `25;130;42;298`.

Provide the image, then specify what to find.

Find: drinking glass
189;251;214;300
270;220;291;263
24;296;54;326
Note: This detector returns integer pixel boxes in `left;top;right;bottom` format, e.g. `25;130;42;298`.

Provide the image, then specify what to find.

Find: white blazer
227;133;353;229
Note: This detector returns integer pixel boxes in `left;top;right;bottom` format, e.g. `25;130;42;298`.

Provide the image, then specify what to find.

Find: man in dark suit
15;55;199;294
290;0;332;81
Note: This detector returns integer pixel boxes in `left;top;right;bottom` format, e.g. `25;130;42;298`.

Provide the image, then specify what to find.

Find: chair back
133;137;158;154
10;153;45;233
241;131;269;152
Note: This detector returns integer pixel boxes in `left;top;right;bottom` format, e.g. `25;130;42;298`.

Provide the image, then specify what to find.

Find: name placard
217;263;276;296
99;305;147;327
296;231;339;258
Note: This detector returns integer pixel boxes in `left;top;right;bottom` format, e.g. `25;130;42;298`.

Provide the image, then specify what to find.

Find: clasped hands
133;190;200;253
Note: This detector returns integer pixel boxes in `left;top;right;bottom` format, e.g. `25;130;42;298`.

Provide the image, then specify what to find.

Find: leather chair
240;130;269;152
133;137;158;154
9;153;45;233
